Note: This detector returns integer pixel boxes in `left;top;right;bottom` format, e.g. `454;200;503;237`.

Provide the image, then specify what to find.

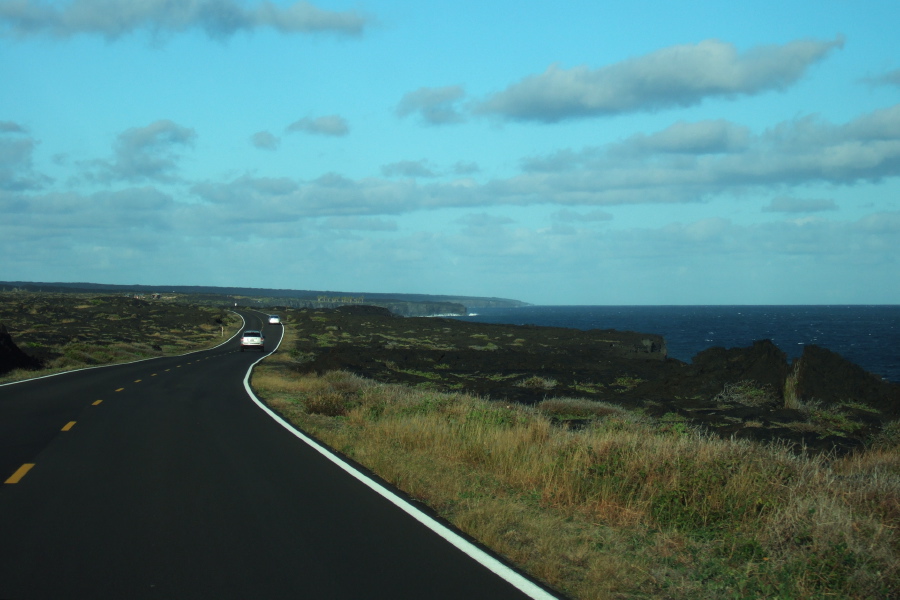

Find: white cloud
763;197;838;213
286;115;349;137
0;121;27;133
0;0;370;40
862;68;900;88
0;135;37;188
452;161;480;175
2;186;173;233
381;160;436;178
476;37;844;122
852;211;900;234
250;131;279;150
396;85;467;125
154;103;900;224
0;123;50;191
497;104;900;207
189;173;424;222
192;175;297;205
614;120;751;155
523;121;750;172
321;216;397;231
87;120;195;183
553;208;613;222
520;149;586;173
456;212;515;230
844;104;900;141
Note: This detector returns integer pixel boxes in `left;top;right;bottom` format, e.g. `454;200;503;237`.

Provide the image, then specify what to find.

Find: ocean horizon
452;304;900;383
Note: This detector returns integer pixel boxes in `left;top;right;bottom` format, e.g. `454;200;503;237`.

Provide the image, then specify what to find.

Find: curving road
0;311;556;599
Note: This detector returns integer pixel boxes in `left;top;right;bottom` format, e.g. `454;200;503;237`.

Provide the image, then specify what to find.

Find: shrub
537;397;626;419
611;375;644;391
714;380;777;407
868;420;900;450
784;363;801;409
303;391;350;417
518;376;557;390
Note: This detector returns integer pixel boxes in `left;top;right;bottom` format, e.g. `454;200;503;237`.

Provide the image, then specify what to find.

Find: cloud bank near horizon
2;2;897;304
0;0;370;39
5;101;900;216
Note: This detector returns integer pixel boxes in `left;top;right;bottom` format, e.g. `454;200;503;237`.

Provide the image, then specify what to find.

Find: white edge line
0;312;246;388
241;324;558;600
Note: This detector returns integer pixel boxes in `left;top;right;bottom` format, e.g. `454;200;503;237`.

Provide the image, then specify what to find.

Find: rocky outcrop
0;323;42;375
694;340;791;390
377;301;466;317
335;305;395;317
665;340;792;400
791;344;900;418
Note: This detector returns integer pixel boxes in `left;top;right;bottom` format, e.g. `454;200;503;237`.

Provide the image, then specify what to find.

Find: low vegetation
713;380;778;407
252;323;900;599
0;292;241;384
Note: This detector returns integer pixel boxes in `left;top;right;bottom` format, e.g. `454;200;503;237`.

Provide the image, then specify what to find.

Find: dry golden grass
251;322;900;599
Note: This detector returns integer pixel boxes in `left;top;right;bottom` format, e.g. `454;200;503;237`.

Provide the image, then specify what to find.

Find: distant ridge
0;281;529;309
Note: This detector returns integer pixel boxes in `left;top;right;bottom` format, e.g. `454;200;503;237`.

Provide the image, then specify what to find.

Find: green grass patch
714;380;778;407
611;375;645;391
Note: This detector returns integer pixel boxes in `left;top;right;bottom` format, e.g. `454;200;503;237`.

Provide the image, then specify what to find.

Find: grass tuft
714;380;778;407
517;375;557;390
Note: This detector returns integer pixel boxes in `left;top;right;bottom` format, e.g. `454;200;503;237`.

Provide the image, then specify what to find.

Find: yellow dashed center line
151;373;157;377
5;463;35;484
115;388;125;392
61;421;76;431
93;400;103;405
134;379;142;383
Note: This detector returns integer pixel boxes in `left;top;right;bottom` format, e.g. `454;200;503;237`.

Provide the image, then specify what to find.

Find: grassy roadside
252;321;900;599
0;293;242;384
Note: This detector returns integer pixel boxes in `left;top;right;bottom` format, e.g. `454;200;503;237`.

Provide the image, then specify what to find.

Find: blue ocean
453;305;900;383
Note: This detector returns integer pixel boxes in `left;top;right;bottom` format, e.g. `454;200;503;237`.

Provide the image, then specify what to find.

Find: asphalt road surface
0;311;557;599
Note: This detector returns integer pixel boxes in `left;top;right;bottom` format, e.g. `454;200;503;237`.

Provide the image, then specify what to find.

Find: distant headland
0;281;530;317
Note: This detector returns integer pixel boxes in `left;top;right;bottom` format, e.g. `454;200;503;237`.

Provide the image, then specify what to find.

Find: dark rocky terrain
288;305;899;454
0;293;235;376
3;294;897;455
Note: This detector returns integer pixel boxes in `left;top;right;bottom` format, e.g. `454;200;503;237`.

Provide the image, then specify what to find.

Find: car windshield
243;331;260;336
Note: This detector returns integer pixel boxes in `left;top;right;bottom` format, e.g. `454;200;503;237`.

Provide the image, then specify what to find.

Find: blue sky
2;0;899;305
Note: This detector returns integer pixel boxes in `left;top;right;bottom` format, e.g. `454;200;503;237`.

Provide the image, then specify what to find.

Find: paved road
0;311;555;599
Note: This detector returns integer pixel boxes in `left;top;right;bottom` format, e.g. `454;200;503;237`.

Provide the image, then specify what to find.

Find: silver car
240;330;265;352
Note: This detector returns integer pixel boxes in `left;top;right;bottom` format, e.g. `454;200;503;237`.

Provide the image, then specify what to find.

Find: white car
240;330;265;352
268;315;281;324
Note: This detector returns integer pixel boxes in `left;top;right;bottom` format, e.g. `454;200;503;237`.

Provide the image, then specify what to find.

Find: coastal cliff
259;298;466;316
